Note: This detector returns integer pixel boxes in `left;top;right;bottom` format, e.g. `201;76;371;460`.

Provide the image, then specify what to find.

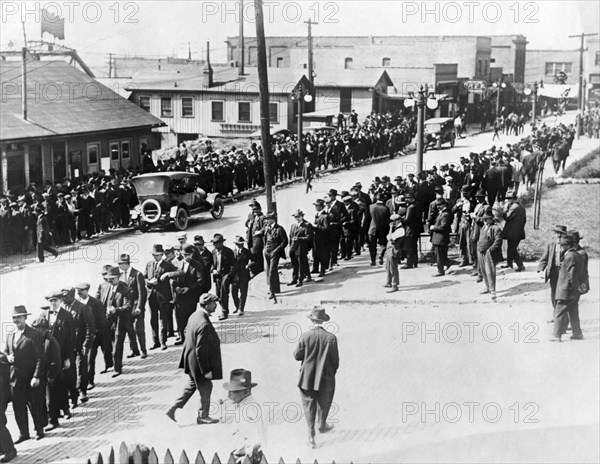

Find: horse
520;150;547;189
551;140;570;174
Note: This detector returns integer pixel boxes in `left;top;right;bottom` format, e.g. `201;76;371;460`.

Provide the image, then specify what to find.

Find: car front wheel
211;198;224;219
174;207;189;230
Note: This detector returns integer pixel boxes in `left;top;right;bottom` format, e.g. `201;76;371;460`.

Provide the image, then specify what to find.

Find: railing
87;441;345;464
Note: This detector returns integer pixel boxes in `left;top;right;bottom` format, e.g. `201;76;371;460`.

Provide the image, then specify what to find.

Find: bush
562;147;600;178
544;177;557;188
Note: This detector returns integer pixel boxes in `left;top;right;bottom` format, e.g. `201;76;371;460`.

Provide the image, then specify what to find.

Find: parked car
424;117;456;151
130;172;224;232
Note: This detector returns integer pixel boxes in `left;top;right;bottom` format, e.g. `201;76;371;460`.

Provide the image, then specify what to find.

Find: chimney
203;41;213;87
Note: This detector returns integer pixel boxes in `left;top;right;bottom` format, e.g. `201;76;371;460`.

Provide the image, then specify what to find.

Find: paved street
1;113;599;463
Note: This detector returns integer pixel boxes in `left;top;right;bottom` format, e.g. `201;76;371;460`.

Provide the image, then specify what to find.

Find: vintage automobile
130;172;224;232
423;117;456;151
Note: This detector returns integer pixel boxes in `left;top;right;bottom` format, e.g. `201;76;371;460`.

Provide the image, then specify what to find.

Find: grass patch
521;183;600;260
562;146;600;178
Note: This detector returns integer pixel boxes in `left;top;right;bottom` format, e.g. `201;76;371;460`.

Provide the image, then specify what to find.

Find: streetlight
291;84;313;161
492;79;507;117
524;80;542;126
404;85;439;174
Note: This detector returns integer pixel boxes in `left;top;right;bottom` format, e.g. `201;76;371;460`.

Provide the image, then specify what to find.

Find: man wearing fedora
453;186;473;267
118;254;148;358
60;287;95;406
2;306;47;443
35;206;59;263
245;202;266;277
312;199;331;277
368;193;391;266
222;369;266;464
469;189;489;278
401;193;423;269
167;293;222;425
385;214;405;293
538;225;568;317
325;189;349;268
261;212;288;302
294;306;339;449
551;233;585;342
501;190;526;272
429;200;453;277
75;283;110;389
96;266;132;377
570;230;589;296
231;236;252;316
144;245;178;350
210;234;235;321
477;210;503;300
45;291;75;422
288;210;314;287
341;195;360;261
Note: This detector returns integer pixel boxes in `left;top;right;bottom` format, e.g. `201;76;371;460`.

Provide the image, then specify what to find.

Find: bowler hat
354;182;363;188
552;225;568;234
152;244;164;254
327;189;338;196
117;254;130;264
199;293;220;306
74;282;90;290
13;305;31;317
211;233;225;243
182;244;196;254
223;368;258;391
308;305;330;322
233;236;245;245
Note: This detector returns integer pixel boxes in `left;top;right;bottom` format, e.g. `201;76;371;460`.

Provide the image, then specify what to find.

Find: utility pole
107;53;113;78
304;19;317;85
239;0;244;75
254;0;275;214
569;32;597;139
188;42;192;61
21;21;27;120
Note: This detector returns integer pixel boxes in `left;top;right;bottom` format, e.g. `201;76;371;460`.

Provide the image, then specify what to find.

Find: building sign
70;150;82;163
464;80;487;93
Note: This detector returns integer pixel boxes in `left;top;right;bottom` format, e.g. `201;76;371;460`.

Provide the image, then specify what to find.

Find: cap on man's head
265;211;277;219
199;293;220;305
74;282;90;291
164;245;174;253
45;290;63;300
552;225;568;234
292;209;304;218
173;243;182;251
176;233;187;240
233;236;245;245
61;287;75;298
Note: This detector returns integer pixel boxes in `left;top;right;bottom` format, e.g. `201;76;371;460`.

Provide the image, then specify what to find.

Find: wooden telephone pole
254;0;275;213
568;32;598;139
304;19;317;85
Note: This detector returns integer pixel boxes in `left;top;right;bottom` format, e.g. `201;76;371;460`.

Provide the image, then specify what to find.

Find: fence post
179;450;190;464
148;448;159;464
165;448;175;464
132;446;143;464
108;447;115;464
211;452;222;464
195;451;206;464
119;442;129;464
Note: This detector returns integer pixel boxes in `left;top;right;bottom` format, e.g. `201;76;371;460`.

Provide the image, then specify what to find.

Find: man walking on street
288;210;314;287
166;293;222;424
231;237;252;316
294;306;339;449
538;225;567;322
477;210;503;300
261;212;288;303
118;254;147;359
211;234;235;321
312;199;331;277
368;193;391;266
429;200;453;277
501;190;526;272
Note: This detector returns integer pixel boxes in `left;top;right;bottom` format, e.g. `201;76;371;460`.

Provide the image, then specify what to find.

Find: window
545;62;573;76
160;97;172;117
596;51;600;66
87;143;99;165
139;96;151;112
477;59;482;76
211;101;224;121
238;102;251;122
484;60;488;74
344;57;353;69
382;57;391;67
121;140;130;159
340;88;352;113
110;142;119;160
277;57;283;68
181;97;194;117
269;102;278;123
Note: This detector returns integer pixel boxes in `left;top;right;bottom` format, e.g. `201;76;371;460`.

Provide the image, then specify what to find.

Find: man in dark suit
325;190;349;267
294;306;339;449
193;236;213;294
60;287;95;406
245;201;266;277
501;190;526;272
75;282;111;388
210;234;235;321
261;212;289;303
482;162;502;206
231;236;252;316
166;293;222;424
35;207;59;263
144;245;178;351
312;199;331;277
288;210;314;287
169;244;205;341
571;230;589;295
429;200;453;277
45;291;75;425
537;225;567;318
0;351;16;462
96;267;132;377
2;306;46;443
341;195;359;261
401;194;423;269
118;254;148;358
551;233;584;342
477;210;503;300
368;193;391;266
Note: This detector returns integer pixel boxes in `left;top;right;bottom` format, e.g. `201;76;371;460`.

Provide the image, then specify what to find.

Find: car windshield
425;123;441;133
131;176;170;197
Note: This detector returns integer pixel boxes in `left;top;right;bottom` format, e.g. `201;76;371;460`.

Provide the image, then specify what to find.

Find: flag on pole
41;8;65;40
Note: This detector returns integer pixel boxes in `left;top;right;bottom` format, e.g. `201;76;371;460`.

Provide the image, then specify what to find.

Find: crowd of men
582;105;600;139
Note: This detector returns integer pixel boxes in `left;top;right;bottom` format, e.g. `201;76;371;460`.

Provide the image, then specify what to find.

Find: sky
1;0;599;68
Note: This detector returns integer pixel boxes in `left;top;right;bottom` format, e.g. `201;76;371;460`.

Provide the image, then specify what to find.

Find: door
29;143;43;187
52;142;66;182
109;140;120;170
6;147;25;191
